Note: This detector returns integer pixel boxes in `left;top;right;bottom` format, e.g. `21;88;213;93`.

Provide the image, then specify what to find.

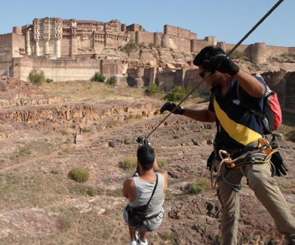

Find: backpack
238;74;282;134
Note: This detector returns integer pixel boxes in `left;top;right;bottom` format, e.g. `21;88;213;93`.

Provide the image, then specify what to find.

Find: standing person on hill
160;46;295;244
122;142;168;245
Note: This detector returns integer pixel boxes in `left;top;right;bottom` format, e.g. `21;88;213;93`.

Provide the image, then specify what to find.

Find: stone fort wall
11;57;122;82
0;17;295;82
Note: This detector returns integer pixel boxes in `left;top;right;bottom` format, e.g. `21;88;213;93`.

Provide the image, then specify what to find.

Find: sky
0;0;294;47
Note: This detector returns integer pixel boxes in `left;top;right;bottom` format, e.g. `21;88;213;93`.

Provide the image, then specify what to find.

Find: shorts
123;205;164;232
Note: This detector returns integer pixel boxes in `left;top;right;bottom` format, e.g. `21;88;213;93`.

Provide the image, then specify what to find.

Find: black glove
271;151;289;177
160;102;185;115
136;136;150;146
209;54;239;76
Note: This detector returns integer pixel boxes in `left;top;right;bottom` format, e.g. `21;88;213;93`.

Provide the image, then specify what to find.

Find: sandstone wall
61;38;71;57
143;67;156;86
164;25;197;39
220;43;248;53
2;17;295;84
162;25;197;52
156;70;184;91
282;72;295;114
244;43;291;64
154;68;210;94
136;31;154;45
12;57;105;82
191;39;215;53
0;33;12;62
264;71;295;114
183;69;211;93
12;33;25;58
0;62;12;77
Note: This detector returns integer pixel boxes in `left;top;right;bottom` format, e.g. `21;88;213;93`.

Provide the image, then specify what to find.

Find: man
160;46;295;244
122;143;168;245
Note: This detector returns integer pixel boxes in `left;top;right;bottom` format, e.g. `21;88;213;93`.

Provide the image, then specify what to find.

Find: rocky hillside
0;70;294;244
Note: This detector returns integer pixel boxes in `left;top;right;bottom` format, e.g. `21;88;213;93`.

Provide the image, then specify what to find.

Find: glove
271;151;288;176
160;102;185;115
209;54;239;76
136;136;150;146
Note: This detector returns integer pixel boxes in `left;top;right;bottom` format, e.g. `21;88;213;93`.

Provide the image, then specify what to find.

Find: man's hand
271;151;289;176
210;54;239;76
160;102;185;115
136;136;150;146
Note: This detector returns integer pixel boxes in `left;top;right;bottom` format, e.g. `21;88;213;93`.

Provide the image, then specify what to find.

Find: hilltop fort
0;17;294;84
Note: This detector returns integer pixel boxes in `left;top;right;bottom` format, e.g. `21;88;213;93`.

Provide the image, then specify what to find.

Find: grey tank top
129;172;165;217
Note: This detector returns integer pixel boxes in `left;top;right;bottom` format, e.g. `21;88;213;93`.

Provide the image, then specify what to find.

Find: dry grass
41;80;147;103
1;80;291;244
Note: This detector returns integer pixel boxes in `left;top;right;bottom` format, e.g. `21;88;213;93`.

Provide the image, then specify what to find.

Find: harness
211;137;279;191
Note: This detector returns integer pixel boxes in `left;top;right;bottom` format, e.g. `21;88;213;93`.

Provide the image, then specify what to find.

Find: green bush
28;68;45;85
157;158;168;168
58;213;74;231
120;156;137;170
69;167;90;183
185;177;211;195
60;128;69;135
149;43;156;49
158;231;175;241
86;187;95;196
51;167;62;175
120;39;139;55
106;76;116;86
229;50;245;59
46;78;53;83
91;72;106;82
145;83;163;95
83;127;91;133
164;86;190;101
16;146;31;158
106;188;122;197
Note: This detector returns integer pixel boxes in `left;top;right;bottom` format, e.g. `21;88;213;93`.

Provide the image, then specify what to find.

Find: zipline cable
144;0;284;140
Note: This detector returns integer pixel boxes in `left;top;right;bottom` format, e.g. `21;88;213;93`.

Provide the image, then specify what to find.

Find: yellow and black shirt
209;77;265;150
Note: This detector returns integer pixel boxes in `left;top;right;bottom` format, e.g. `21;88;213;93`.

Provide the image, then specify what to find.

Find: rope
144;0;285;140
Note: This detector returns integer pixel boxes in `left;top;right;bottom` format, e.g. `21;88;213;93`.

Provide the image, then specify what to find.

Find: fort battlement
0;17;294;82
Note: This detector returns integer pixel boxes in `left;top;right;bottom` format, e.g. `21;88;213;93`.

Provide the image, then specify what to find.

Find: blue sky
1;0;294;47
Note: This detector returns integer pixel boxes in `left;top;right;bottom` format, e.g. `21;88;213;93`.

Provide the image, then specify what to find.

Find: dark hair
137;145;155;170
193;46;225;70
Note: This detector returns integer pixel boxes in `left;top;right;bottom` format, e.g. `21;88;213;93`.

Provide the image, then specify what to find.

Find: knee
217;189;239;218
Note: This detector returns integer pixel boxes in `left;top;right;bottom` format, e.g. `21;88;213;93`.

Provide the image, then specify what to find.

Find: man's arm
209;54;265;98
182;109;216;122
234;70;266;98
160;103;216;123
122;177;133;199
153;159;168;194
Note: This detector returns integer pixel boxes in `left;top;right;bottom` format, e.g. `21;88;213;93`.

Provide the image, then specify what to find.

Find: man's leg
246;162;295;240
217;167;243;245
139;231;148;244
128;226;136;242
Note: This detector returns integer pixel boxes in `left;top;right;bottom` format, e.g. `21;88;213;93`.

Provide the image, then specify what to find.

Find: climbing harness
142;0;285;140
211;138;280;189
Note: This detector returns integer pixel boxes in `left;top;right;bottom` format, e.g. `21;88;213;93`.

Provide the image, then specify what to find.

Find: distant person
122;142;168;245
160;46;295;244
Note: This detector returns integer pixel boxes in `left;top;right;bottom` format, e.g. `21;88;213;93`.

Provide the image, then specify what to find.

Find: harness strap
211;138;278;190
